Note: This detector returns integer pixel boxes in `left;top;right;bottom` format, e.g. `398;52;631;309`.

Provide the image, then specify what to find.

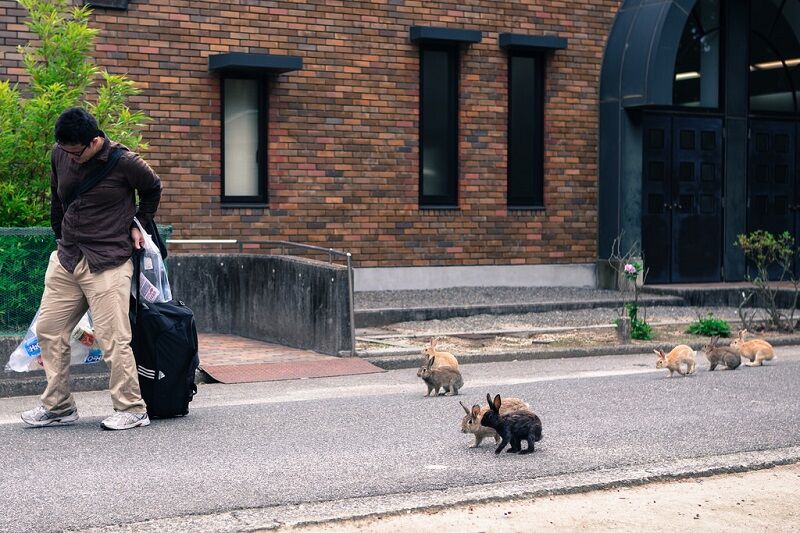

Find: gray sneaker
100;411;150;430
21;405;79;427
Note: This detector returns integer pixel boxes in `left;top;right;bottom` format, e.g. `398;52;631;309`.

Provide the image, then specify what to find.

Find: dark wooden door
642;115;672;284
748;120;796;277
642;114;723;283
671;117;723;282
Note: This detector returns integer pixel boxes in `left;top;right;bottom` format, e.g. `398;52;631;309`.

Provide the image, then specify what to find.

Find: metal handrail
167;238;356;356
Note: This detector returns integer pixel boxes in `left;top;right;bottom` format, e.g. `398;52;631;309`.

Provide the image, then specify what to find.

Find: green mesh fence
0;225;172;336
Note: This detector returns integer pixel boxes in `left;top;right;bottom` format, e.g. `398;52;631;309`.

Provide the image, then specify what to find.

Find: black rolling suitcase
130;249;199;418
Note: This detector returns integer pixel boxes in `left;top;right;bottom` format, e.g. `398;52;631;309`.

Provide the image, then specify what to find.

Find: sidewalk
2;285;798;396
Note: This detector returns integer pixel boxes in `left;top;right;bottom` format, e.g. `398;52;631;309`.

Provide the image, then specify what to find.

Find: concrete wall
167;255;352;356
355;263;596;292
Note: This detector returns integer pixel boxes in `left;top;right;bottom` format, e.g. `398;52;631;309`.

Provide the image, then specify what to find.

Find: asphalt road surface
1;347;798;532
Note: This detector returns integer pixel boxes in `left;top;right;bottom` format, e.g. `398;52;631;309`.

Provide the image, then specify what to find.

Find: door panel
642;115;671;284
641;114;723;283
748;120;796;279
671;117;723;282
748;120;795;237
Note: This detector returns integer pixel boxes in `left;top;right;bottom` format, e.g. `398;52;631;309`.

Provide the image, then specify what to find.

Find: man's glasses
58;143;89;157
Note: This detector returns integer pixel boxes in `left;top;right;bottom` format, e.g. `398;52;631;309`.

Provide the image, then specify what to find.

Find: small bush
0;230;55;333
686;313;731;337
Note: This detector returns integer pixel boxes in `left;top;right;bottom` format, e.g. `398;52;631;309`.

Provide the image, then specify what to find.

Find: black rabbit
480;393;542;455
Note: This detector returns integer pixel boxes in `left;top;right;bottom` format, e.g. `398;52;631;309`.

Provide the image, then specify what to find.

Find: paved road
1;348;798;532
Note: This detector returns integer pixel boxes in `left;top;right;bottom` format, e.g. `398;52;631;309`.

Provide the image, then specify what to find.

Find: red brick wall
0;0;620;268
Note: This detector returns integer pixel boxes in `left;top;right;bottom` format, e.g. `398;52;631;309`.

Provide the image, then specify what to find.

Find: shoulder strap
63;148;125;210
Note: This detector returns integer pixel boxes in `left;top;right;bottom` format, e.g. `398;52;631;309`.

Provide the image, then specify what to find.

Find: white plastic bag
6;310;104;372
131;217;172;303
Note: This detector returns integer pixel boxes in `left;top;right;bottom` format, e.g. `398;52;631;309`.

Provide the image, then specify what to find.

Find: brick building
2;1;799;289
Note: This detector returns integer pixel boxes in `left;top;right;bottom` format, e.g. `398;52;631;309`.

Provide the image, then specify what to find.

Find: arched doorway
599;0;800;283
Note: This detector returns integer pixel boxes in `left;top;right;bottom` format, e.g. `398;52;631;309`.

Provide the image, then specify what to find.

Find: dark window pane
421;47;457;205
648;129;664;149
701;163;715;181
701;130;716;150
508;54;543;207
648;161;665;181
680;130;695;150
680;161;695;181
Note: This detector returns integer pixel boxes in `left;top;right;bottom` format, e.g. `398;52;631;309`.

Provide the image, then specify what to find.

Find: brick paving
197;333;384;383
198;333;334;367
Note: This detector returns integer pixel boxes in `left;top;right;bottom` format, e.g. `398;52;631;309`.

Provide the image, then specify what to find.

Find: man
21;107;162;430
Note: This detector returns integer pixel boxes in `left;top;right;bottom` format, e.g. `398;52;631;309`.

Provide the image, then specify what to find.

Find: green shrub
686;313;731;337
0;230;55;333
614;302;654;341
0;0;149;227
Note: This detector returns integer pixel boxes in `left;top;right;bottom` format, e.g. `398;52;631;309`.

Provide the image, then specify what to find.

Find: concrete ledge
354;264;596;292
642;285;800;308
355;296;685;328
168;254;352;356
363;334;800;370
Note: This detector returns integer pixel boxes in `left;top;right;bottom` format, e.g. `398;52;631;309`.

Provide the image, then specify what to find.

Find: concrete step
354;296;686;328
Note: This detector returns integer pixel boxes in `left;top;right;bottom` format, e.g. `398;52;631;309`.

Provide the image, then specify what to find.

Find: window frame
507;50;546;209
419;44;460;208
220;73;269;206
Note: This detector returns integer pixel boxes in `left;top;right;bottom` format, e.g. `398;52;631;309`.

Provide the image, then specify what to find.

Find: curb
363;335;800;370
354;296;685;328
73;446;800;532
4;336;798;398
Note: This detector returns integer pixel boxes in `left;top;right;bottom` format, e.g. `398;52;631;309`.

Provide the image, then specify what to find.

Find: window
672;0;721;108
420;46;458;207
749;0;800;114
508;53;545;208
222;77;267;204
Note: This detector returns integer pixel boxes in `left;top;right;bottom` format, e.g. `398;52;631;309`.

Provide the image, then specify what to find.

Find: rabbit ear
431;337;438;349
653;349;663;357
493;394;502;410
737;329;746;340
459;401;470;415
427;356;434;369
486;393;494;409
471;405;482;418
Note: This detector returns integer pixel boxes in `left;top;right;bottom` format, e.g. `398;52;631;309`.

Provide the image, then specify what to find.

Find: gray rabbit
417;356;464;396
701;336;741;371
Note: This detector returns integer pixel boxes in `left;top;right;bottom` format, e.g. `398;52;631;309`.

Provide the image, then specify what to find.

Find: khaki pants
36;251;145;414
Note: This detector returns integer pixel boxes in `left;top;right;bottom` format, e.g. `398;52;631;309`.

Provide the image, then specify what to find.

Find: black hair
54;107;100;145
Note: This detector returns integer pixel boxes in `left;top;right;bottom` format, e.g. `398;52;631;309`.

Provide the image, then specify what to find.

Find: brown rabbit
654;345;696;377
422;337;459;369
701;336;741;371
730;329;775;366
417;356;463;396
459;398;530;448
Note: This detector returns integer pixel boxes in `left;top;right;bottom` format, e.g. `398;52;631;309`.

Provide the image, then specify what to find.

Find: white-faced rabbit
730;329;775;366
422;337;459;369
701;336;741;371
460;397;530;448
654;345;696;377
417;356;463;396
480;393;542;455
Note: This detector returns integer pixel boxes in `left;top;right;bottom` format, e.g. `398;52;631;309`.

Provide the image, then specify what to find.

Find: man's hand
131;226;144;250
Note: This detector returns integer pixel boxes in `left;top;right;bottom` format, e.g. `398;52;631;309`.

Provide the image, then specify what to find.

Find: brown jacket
50;135;162;273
